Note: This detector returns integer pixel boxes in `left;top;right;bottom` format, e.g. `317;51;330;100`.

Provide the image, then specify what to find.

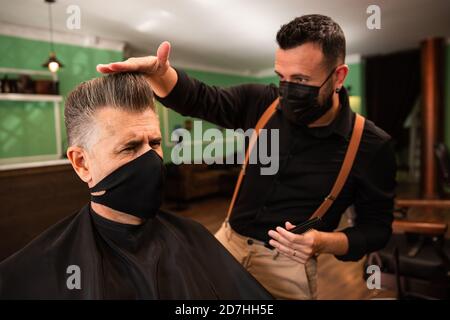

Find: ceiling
1;0;449;76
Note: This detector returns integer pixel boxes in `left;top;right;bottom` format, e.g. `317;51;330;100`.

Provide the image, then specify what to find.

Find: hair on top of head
276;14;346;69
64;72;155;147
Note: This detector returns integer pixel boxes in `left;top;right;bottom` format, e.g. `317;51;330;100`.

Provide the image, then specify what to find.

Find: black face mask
279;67;336;126
90;149;165;220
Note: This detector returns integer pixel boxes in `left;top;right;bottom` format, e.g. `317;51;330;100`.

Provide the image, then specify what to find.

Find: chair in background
361;142;450;299
365;220;449;299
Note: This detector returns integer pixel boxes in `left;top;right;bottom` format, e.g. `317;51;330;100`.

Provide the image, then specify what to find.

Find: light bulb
48;61;60;73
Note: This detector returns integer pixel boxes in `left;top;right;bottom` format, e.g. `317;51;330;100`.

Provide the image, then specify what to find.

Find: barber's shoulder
359;118;395;164
362;117;392;146
245;82;278;106
230;83;278;127
264;83;280;105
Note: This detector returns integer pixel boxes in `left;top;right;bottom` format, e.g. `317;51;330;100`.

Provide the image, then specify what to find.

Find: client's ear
67;146;92;183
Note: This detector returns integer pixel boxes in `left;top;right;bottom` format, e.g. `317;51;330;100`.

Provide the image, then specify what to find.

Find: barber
97;14;396;300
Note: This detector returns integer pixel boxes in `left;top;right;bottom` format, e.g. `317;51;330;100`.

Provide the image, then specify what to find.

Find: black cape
0;204;272;299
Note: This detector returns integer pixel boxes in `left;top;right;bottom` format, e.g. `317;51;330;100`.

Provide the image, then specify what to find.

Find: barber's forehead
276;44;325;69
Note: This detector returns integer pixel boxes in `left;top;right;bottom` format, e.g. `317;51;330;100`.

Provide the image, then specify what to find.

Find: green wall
346;63;363;96
346;62;365;115
0;34;123;161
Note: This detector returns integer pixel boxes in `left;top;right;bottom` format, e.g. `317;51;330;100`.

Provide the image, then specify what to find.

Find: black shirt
156;69;396;261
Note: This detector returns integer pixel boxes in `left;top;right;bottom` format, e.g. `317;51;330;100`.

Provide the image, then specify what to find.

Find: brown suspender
225;98;365;223
310;112;365;219
225;98;280;221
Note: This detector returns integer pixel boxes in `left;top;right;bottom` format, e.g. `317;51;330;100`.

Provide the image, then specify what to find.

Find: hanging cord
47;1;55;53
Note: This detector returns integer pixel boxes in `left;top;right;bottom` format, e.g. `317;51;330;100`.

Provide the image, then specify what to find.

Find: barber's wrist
313;230;326;254
149;67;178;98
315;231;349;256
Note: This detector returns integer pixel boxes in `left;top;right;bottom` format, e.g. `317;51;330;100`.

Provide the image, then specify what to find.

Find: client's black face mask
279;67;336;126
90;149;165;220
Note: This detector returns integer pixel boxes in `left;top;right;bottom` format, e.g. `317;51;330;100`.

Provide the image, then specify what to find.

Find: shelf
0;158;70;171
0;93;62;102
0;67;56;78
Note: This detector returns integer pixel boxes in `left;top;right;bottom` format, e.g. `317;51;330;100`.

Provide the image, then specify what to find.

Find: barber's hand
268;222;323;264
96;41;171;78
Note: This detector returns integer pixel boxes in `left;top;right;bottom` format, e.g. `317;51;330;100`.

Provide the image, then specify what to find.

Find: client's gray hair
64;72;155;148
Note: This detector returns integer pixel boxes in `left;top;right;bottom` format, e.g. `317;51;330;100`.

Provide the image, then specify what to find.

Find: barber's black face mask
90;149;165;220
279;67;336;126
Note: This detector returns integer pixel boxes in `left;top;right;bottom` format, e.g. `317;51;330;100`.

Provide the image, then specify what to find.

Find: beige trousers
215;222;318;300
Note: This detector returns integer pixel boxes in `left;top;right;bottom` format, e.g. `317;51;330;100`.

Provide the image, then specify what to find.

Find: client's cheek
89;165;110;188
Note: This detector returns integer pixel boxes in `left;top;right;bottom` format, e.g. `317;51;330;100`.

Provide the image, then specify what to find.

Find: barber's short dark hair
64;72;154;147
276;14;346;69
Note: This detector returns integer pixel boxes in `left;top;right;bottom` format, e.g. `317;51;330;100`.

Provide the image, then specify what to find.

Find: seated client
0;73;272;300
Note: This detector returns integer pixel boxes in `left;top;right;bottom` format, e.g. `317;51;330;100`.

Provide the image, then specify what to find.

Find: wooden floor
162;196;396;300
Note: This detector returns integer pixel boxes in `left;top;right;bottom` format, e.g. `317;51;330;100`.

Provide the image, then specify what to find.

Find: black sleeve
336;139;397;261
155;68;278;130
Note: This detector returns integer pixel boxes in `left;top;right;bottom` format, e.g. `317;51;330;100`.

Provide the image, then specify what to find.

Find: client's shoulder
0;208;82;269
154;209;224;249
155;209;212;236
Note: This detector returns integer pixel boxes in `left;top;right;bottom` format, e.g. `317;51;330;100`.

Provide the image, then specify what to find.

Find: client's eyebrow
122;139;142;149
150;136;162;144
115;135;162;153
113;138;143;153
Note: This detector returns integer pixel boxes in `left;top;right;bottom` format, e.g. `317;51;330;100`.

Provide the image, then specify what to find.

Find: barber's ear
335;64;349;92
67;146;92;183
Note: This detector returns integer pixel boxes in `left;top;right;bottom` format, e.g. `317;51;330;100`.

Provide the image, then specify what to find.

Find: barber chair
365;219;449;299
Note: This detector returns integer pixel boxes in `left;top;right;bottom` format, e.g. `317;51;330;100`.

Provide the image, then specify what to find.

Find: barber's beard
318;82;335;109
308;85;338;127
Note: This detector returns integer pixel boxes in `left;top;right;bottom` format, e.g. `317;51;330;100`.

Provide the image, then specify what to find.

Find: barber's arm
97;42;275;130
335;140;396;261
268;139;397;263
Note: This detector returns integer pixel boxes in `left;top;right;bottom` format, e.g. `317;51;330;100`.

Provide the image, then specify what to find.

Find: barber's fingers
268;229;295;248
96;56;161;74
270;240;308;264
97;56;152;74
96;41;171;75
269;237;309;257
268;231;310;255
285;221;296;231
278;251;307;264
156;41;171;66
96;63;116;73
96;61;133;74
275;226;299;243
276;225;315;247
